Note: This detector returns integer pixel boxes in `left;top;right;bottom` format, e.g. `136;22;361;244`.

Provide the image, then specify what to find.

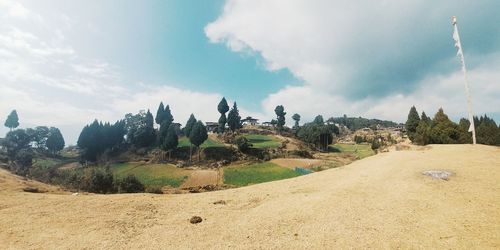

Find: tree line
405;106;500;146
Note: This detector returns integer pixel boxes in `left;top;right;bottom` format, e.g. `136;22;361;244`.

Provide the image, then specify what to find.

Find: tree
313;115;324;125
405;106;420;142
46;127;65;155
189;121;208;161
227;102;242;132
292;113;301;128
183;114;197;137
155;102;165;125
421;111;431;125
296;122;339;151
131;110;156;147
429;108;460;144
414;120;431;145
2;129;32;160
163;105;174;128
217;97;230;133
457;118;472;144
234;136;252;152
161;123;179;160
32;126;50;149
274;105;286;133
4;110;19;131
371;139;381;150
475;115;499;145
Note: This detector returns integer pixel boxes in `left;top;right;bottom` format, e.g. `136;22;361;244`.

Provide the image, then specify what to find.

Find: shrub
234;136;252;152
88;168;114;194
116;175;145;193
371;139;381;150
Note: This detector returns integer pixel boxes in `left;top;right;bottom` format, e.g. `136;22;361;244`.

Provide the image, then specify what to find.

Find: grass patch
178;137;225;148
224;162;301;186
329;143;375;159
110;163;189;188
32;158;62;170
244;134;281;149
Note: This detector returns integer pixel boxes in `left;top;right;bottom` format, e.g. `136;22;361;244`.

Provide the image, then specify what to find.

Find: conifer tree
46;127;65;155
161;124;178;160
183;114;197;137
4;110;19;131
227;102;242;132
292;113;301;128
405;106;420;142
189;121;208;161
274;105;286;133
155;102;165;125
217;97;229;133
163;105;174;128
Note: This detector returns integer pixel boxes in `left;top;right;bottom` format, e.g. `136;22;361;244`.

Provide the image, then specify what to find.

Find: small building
241;116;259;126
205;122;219;133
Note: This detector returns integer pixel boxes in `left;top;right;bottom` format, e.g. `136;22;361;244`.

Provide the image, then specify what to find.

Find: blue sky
0;0;499;144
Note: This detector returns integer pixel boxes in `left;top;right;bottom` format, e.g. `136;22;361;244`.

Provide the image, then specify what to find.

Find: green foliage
13;149;33;175
227;102;242;132
183;114;197;137
414;120;431;145
296;122;339;151
292;113;301;128
224;162;300;187
155;102;165;125
125;110;156;148
189;121;208;161
111;163;188;188
457;118;472;144
161;124;179;153
78;119;125;162
327;115;399;131
4;110;19;130
421;111;432;125
313;115;324;125
217;97;229;133
475;115;500;145
429;108;460;144
405;106;421;141
46;127;65;154
89;168;114;194
274;105;286;132
371;139;381;150
234;136;252;151
2;129;31;159
354;135;365;144
116;175;145;193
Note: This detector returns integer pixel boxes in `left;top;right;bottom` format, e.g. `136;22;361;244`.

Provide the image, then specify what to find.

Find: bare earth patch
180;169;223;189
0;144;499;249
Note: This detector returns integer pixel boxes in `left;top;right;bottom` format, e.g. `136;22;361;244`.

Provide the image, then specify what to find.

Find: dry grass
0;144;499;249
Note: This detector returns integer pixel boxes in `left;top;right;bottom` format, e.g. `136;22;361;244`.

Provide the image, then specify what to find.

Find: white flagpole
452;16;476;145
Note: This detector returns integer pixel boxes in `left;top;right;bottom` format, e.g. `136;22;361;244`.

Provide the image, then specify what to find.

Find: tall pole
452;16;476;145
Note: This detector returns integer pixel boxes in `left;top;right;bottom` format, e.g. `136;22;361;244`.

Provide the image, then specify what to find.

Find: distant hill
327;115;401;131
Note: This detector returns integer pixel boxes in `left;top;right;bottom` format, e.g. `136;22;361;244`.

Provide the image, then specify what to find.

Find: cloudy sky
1;0;499;144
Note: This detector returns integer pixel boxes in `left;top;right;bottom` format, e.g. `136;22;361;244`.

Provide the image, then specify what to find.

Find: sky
1;0;499;145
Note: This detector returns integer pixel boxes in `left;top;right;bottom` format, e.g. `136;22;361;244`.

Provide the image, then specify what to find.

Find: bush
116;175;145;193
234;136;252;152
88;168;114;194
371;139;381;150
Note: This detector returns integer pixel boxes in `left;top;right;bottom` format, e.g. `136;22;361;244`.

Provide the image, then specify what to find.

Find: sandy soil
180;169;223;188
1;144;499;249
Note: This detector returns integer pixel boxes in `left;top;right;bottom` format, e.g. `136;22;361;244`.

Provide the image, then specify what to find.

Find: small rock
422;170;454;180
213;200;226;205
190;216;203;224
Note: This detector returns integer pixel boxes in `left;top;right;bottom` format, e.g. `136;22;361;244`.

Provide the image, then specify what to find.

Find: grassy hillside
178;137;225;148
244;134;281;149
330;143;375;159
224;162;301;186
111;163;189;188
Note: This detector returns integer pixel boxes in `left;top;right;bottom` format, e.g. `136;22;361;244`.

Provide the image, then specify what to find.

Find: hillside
0;144;499;249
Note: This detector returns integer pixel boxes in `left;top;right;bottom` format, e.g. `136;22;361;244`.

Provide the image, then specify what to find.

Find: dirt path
0;145;499;249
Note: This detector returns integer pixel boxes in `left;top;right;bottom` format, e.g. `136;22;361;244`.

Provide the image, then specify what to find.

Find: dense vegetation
405;106;500;146
224;162;301;186
296;115;339;151
328;115;400;131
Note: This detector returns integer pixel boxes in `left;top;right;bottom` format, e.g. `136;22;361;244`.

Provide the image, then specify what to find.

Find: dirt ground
0;144;499;249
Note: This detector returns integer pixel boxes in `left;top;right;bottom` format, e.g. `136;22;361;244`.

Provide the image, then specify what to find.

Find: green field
110;163;189;188
178;137;225;148
329;143;375;159
32;158;61;170
224;162;301;186
243;134;281;149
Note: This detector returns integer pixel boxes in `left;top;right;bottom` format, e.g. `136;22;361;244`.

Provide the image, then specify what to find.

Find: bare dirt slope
1;145;499;249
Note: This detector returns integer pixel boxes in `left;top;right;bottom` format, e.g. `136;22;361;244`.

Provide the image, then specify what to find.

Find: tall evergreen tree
429;108;459;144
189;121;208;161
313;115;324;125
46;127;65;155
457;118;472;144
475;115;499;145
421;111;431;125
163;105;174;128
161;124;179;160
405;106;420;142
4;110;19;131
414;120;431;145
217;97;230;133
227;102;242;132
155;102;165;125
274;105;286;133
292;113;301;128
183;114;197;137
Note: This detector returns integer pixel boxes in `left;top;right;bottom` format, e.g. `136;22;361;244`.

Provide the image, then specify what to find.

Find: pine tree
227;102;242;132
421;111;431;125
4;110;19;131
274;105;286;133
161;124;179;160
46;127;65;155
155;102;165;125
457;118;472;144
292;113;301;128
429;108;459;144
189;121;208;161
313;115;324;125
183;114;197;137
163;105;174;128
405;106;420;142
414;120;431;145
217;97;229;133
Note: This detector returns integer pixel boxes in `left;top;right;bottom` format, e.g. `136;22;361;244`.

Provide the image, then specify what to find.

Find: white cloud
206;0;500;123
